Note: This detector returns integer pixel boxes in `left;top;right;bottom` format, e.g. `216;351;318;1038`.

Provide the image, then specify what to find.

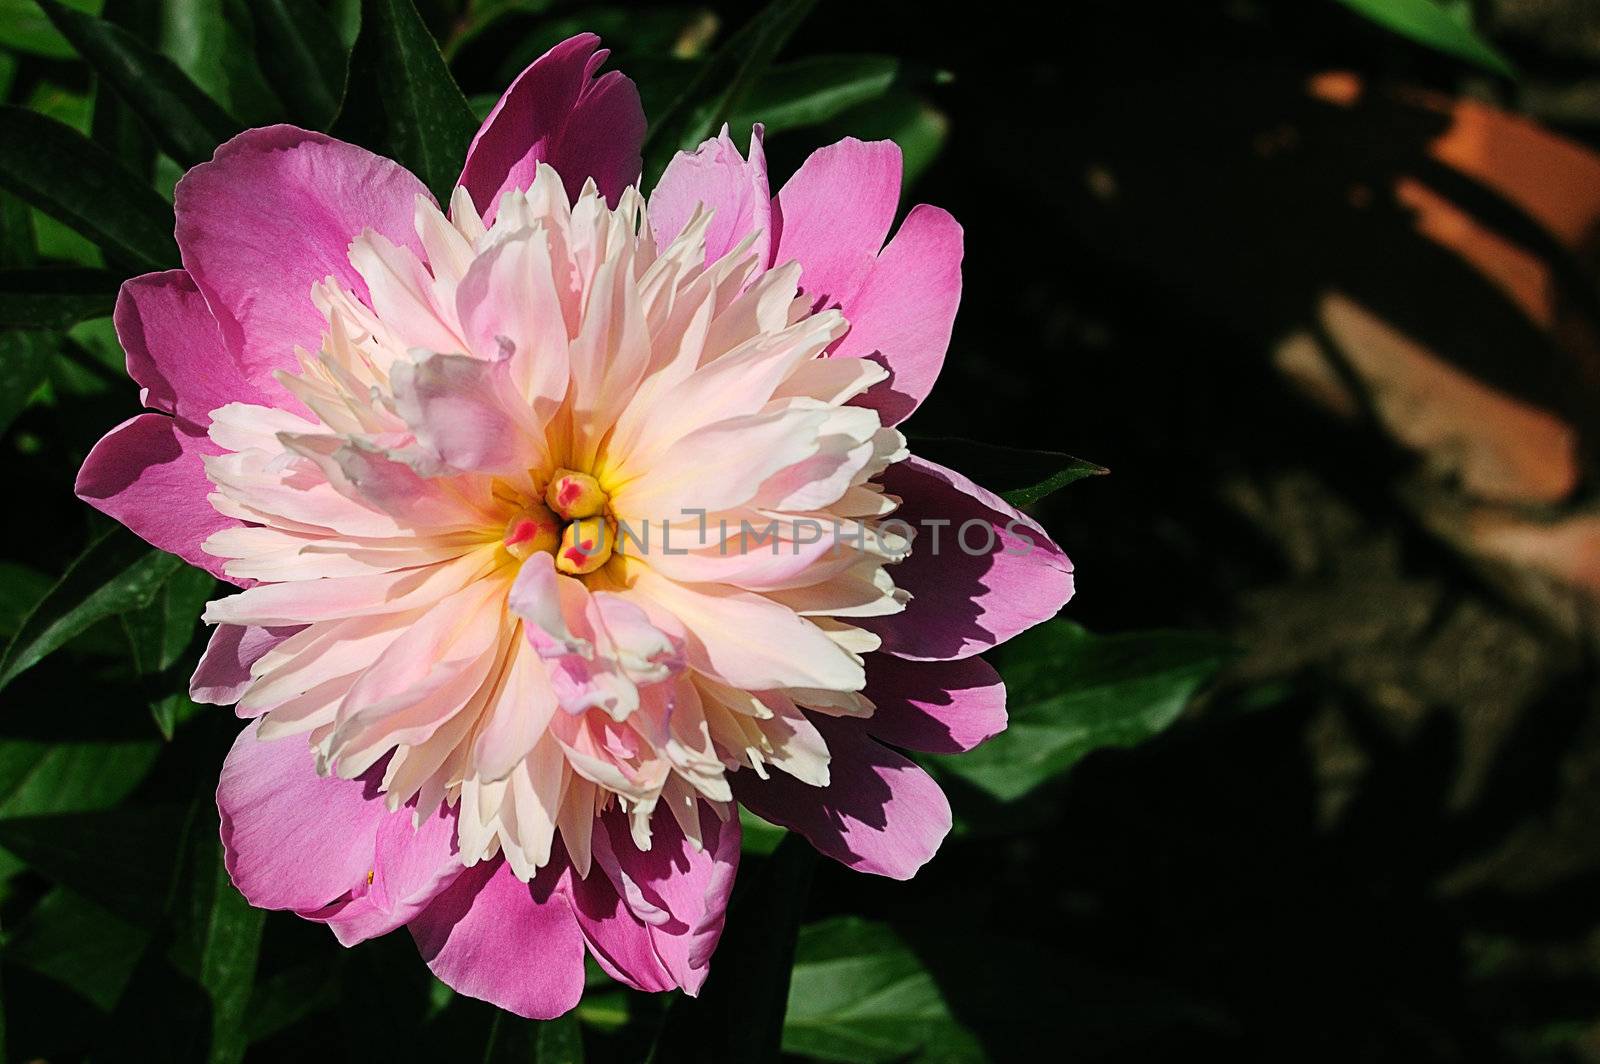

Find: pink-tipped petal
75;413;238;583
314;804;461;946
864;456;1073;661
410;858;587;1019
833;205;964;425
217;722;398;912
732;716;951;880
190;624;301;706
770;138;902;308
116;270;261;431
862;654;1007;753
459;33;644;219
594;804;739;994
174;126;431;398
649;126;771;267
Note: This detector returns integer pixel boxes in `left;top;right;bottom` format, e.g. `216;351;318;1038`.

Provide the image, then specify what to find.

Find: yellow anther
556;516;613;575
545;469;608;520
501;503;561;560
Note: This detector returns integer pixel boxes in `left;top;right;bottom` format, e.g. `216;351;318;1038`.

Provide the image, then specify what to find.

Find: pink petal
567;863;676;993
832;205;963;425
75;413;239;583
217;722;398;912
190;624;301;706
459;33;644;220
174;126;430;398
769;138;901;308
312;803;461;947
410;858;587;1019
732;715;951;880
863;456;1073;661
388;351;541;477
862;654;1007;753
591;804;739;994
649;126;771;267
115;270;261;431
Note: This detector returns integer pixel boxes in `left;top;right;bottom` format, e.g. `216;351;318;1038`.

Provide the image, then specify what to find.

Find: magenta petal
568;864;677;993
770;138;901;308
649;126;771;267
217;722;395;913
190;624;301;706
863;456;1074;661
459;33;644;219
116;270;261;431
314;804;461;947
834;205;963;425
863;654;1007;753
75;413;238;583
410;858;587;1019
587;804;740;994
733;715;951;880
174;126;430;398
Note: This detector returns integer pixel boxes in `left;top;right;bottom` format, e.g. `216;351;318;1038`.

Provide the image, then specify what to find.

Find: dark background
2;0;1598;1061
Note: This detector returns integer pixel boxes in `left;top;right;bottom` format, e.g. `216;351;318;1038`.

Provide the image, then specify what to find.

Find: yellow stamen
502;503;561;560
546;469;608;520
556;516;613;575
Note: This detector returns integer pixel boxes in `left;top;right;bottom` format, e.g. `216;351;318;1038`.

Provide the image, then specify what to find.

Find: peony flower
75;34;1073;1017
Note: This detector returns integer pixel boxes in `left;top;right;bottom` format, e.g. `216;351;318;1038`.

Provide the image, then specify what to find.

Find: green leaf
37;0;242;168
783;916;980;1063
0;107;178;271
0;563;51;638
157;0;285;127
0;806;186;923
909;436;1107;508
248;0;348;129
4;887;151;1011
0;329;53;434
930;621;1232;802
730;55;898;136
167;802;266;1064
739;804;787;856
0;526;185;694
642;0;818;184
1332;0;1515;77
331;0;478;202
120;563;214;677
0;0;101;59
0;267;118;330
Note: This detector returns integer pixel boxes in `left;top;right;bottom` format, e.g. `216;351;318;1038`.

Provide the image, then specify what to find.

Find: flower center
496;471;615;574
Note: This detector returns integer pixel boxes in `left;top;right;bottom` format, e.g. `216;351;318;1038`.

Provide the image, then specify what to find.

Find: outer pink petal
567;865;676;993
459;33;644;219
769;138;901;309
588;804;739;994
312;805;461;947
863;456;1073;661
190;624;301;706
217;722;394;912
832;204;963;425
174;126;430;398
649;126;771;267
75;413;238;583
862;654;1007;754
116;270;261;431
410;858;587;1020
732;715;951;880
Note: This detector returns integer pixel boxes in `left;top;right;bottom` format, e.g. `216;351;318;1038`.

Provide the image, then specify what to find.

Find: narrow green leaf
911;436;1107;507
783;917;979;1064
0;0;102;59
534;1013;584;1062
0;267;118;330
642;0;818;184
0;526;185;693
120;563;214;677
331;0;478;202
930;621;1232;801
0;107;178;271
157;0;285;127
248;0;348;129
729;55;898;136
4;887;151;1011
0;806;188;924
1333;0;1515;77
38;0;242;167
0;330;53;434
